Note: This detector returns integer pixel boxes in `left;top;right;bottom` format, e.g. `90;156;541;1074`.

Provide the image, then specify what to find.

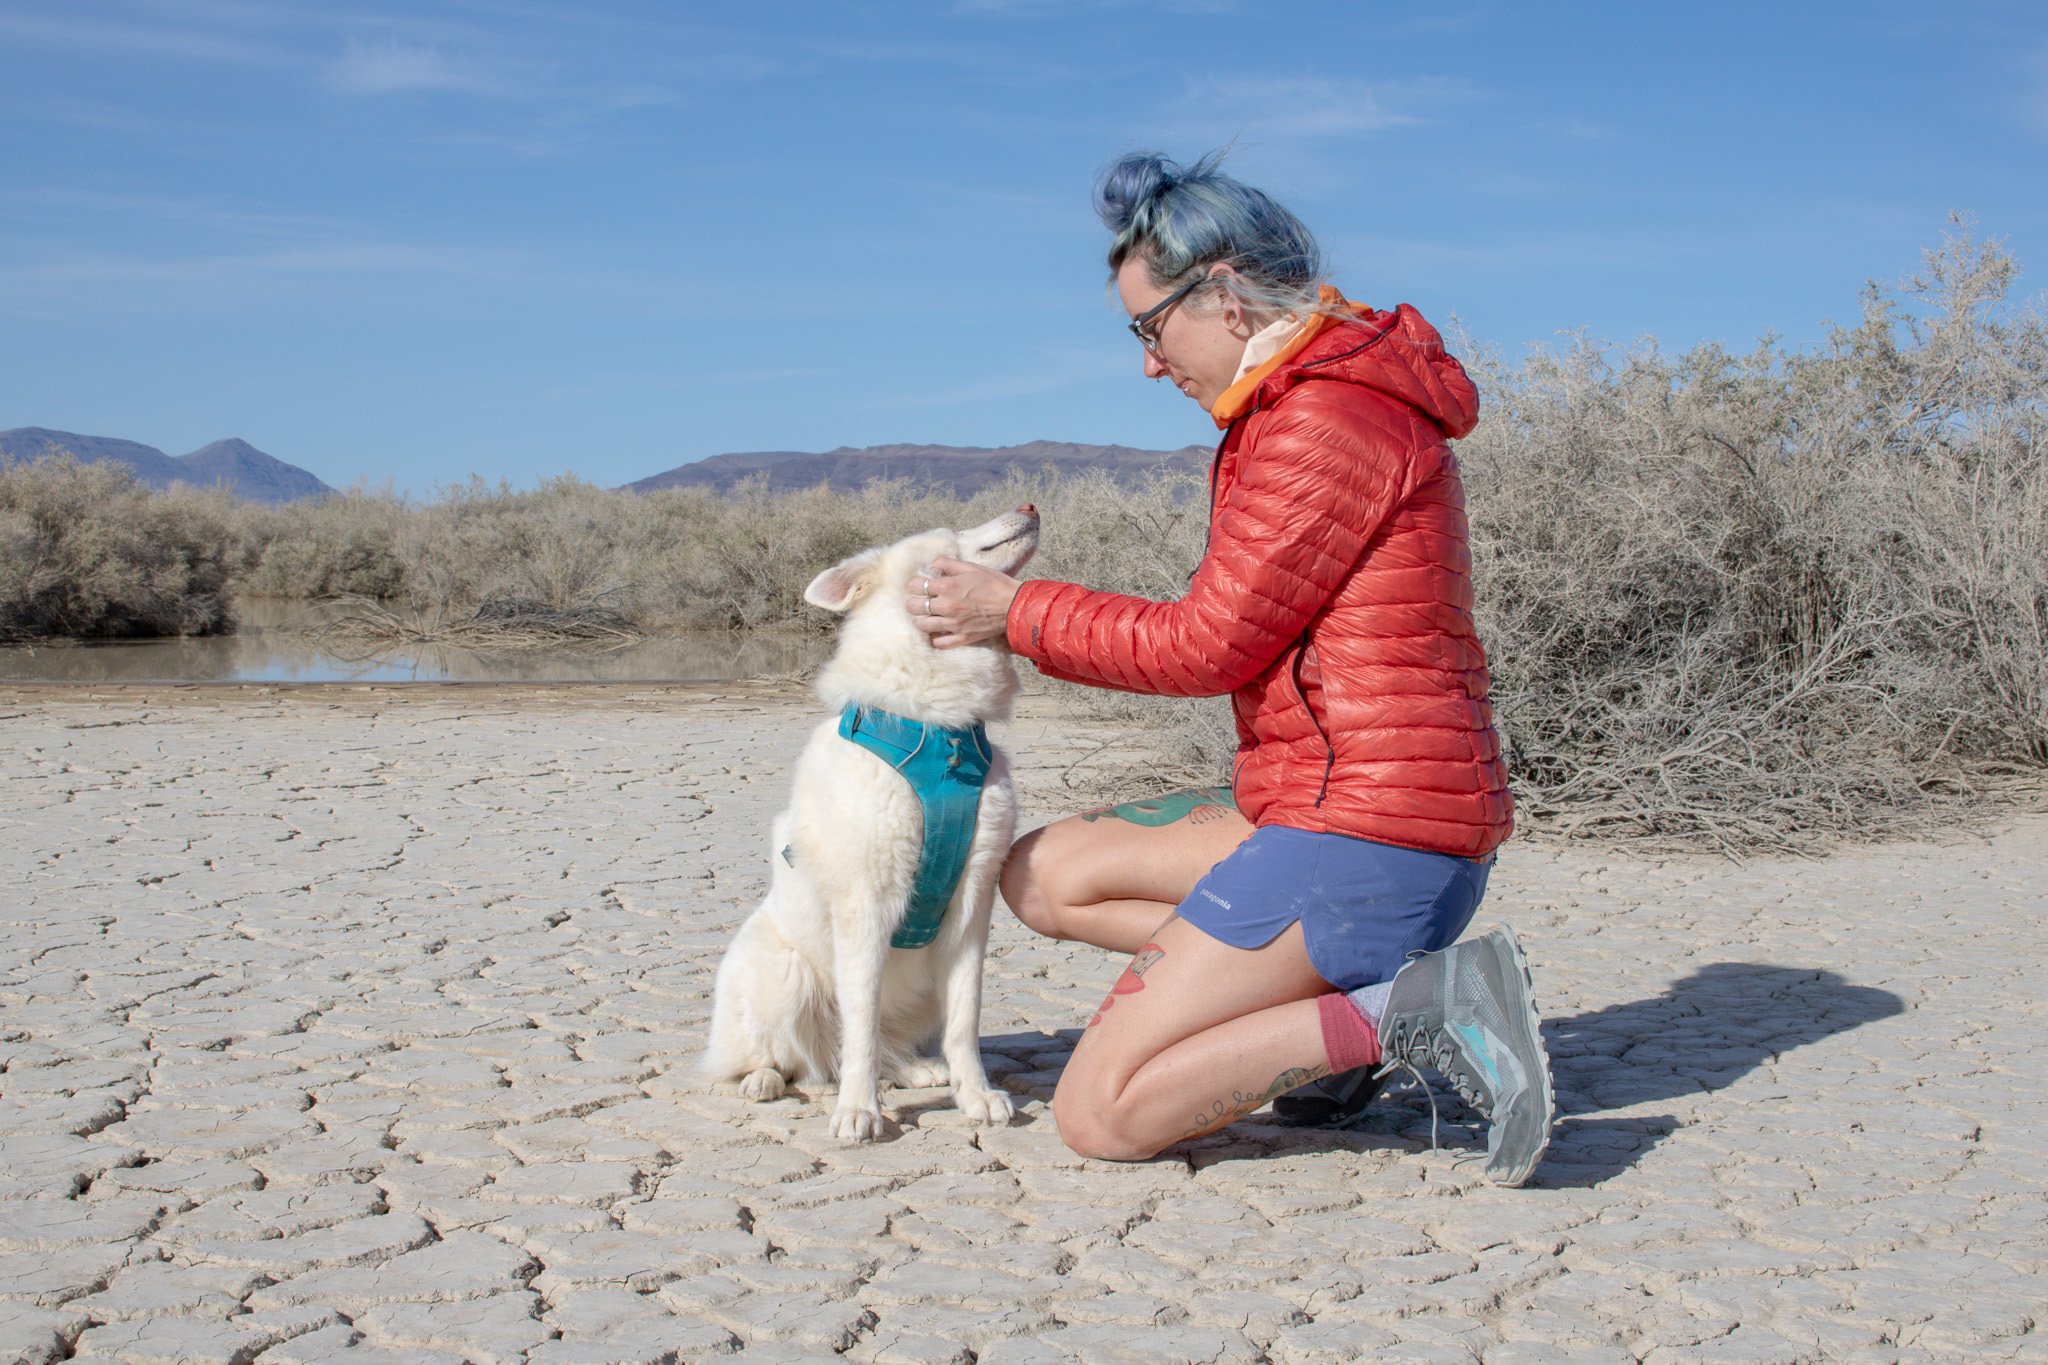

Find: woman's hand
907;556;1021;649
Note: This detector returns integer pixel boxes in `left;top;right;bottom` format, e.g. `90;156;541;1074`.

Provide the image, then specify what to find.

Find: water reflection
0;599;828;684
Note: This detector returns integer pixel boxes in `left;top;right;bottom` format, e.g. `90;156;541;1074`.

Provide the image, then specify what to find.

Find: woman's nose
1141;350;1168;379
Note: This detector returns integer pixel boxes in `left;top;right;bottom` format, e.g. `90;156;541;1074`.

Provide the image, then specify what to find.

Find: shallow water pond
0;600;828;684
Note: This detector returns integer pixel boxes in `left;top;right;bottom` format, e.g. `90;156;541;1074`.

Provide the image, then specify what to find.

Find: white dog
699;507;1039;1140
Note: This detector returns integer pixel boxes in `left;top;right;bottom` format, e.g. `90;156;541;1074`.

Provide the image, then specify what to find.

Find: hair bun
1093;152;1180;236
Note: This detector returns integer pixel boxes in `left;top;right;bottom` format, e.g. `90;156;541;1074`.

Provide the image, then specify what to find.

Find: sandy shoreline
2;686;2044;1362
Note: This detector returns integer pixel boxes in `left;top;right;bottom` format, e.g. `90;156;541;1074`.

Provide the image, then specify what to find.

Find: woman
908;152;1553;1185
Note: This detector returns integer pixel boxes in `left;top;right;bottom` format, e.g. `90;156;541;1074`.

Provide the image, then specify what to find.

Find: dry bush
386;475;636;616
238;484;409;599
240;470;1003;632
997;463;1239;792
1459;222;2045;852
626;477;974;631
0;455;240;640
246;475;646;618
1872;235;2048;768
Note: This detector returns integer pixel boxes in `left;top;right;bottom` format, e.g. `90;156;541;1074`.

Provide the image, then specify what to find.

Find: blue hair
1094;150;1325;317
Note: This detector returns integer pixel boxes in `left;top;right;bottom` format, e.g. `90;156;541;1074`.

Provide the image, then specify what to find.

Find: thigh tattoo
1078;786;1237;828
1086;940;1167;1029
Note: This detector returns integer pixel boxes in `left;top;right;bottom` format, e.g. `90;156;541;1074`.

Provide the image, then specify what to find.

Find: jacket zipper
1291;639;1337;807
1201;431;1227;561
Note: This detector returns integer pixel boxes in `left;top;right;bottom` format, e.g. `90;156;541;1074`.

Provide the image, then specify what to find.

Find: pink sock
1318;992;1382;1072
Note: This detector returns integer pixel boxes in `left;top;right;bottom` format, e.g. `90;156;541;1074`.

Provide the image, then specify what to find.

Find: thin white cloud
952;0;1239;14
1383;8;1486;37
2;97;181;137
1321;228;1737;296
541;365;832;402
428;130;564;158
805;38;986;65
700;366;835;386
5;188;358;238
1186;74;1475;137
328;38;503;95
856;346;1129;411
1551;116;1616;142
597;85;681;112
0;9;285;67
1;243;518;296
2021;48;2048;143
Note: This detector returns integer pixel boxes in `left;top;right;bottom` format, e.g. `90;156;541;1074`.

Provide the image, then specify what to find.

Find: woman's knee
1000;826;1072;939
1051;1081;1164;1163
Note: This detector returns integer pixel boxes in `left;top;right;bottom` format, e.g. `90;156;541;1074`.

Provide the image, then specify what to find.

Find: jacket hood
1220;294;1480;439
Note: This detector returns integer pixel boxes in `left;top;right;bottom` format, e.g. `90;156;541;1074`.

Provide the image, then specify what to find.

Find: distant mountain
176;438;332;503
0;428;334;504
0;428;1207;504
624;439;1213;498
0;429;188;487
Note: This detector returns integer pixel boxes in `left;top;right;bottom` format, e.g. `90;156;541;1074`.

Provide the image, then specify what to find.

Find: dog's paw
891;1058;950;1089
739;1068;787;1102
954;1085;1015;1127
829;1101;885;1142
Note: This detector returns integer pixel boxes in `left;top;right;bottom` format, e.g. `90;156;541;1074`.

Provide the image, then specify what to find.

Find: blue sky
4;1;2044;494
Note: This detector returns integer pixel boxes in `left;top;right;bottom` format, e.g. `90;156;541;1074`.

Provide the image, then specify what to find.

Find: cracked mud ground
1;683;2043;1364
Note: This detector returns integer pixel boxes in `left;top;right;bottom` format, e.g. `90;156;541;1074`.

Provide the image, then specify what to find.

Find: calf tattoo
1182;1063;1332;1140
1079;786;1236;827
1087;942;1166;1029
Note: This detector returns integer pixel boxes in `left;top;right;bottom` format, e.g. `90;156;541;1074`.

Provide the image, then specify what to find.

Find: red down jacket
1006;300;1513;858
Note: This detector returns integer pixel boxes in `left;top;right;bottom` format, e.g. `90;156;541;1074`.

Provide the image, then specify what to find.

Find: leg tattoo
1182;1063;1333;1140
1079;786;1237;827
1087;941;1167;1029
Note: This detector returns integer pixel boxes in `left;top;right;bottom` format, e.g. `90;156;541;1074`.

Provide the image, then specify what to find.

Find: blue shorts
1177;826;1492;991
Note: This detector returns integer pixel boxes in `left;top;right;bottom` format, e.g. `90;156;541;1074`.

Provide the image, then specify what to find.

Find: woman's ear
1208;263;1253;337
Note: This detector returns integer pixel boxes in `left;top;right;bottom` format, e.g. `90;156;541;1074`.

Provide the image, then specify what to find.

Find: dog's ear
803;548;882;613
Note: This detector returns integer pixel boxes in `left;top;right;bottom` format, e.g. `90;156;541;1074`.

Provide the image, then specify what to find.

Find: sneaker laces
1434;1040;1485;1111
1372;1056;1442;1152
1377;1013;1488;1152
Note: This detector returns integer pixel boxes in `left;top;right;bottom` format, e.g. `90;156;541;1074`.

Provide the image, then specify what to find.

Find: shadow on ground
985;963;1907;1187
1529;960;1906;1184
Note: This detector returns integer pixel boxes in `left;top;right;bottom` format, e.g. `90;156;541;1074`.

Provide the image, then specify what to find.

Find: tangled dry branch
314;595;644;653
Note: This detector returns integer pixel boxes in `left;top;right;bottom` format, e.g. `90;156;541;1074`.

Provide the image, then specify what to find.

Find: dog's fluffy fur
699;508;1039;1140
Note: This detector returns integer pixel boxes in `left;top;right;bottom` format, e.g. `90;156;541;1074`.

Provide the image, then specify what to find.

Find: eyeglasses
1127;272;1214;356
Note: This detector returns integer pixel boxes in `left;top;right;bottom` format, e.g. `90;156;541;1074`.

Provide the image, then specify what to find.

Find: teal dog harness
835;703;994;949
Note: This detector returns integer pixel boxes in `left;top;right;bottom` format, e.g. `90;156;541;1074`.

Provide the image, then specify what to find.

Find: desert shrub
1459;223;2045;851
627;477;975;631
239;484;410;599
1865;236;2048;768
385;475;637;617
990;463;1240;789
0;455;240;639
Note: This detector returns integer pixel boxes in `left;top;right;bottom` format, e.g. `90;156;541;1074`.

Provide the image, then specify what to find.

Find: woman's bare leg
1050;914;1335;1160
1000;788;1252;956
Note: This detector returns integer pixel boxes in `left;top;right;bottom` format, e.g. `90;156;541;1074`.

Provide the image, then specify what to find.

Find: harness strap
836;704;993;948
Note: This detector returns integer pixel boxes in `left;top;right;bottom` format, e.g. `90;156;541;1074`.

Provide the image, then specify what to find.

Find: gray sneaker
1373;926;1554;1186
